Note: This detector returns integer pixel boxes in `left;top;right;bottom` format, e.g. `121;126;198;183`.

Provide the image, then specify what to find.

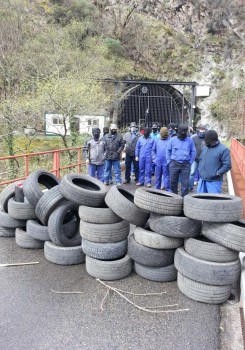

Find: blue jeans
88;164;104;182
189;160;199;189
155;163;170;190
104;160;121;184
197;178;222;193
169;160;191;197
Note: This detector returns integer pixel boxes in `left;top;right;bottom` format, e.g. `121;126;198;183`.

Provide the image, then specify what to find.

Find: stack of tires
174;193;244;304
131;187;200;282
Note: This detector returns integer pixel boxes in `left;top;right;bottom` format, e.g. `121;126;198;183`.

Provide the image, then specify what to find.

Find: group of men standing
84;121;231;196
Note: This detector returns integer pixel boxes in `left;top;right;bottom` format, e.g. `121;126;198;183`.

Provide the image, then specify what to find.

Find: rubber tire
184;237;239;263
0;180;24;212
8;198;36;220
85;254;133;280
105;185;149;226
0;211;26;228
184;193;243;222
202;220;245;252
149;215;201;238
134;262;177;282
15;228;44;249
82;238;127;260
134;226;183;249
60;173;108;206
128;234;175;267
177;272;232;304
48;201;80;247
80;219;129;243
78;205;121;224
0;226;15;237
35;185;66;225
23;169;60;206
44;241;85;265
26;220;50;241
134;187;183;215
174;247;241;286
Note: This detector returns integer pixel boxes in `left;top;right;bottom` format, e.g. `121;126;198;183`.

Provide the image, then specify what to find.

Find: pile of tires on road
0;169;244;305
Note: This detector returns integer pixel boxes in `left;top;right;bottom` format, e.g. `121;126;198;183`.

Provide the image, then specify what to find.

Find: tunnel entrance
110;80;197;129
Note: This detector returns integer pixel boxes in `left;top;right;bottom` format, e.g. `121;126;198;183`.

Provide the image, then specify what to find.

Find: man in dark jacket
197;130;231;193
189;124;206;190
83;127;105;181
166;124;196;196
123;122;140;184
103;123;125;186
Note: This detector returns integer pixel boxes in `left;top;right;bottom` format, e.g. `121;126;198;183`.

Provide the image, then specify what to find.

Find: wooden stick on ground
0;262;39;267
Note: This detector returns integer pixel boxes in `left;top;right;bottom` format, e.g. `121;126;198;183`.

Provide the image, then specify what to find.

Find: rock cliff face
140;0;245;133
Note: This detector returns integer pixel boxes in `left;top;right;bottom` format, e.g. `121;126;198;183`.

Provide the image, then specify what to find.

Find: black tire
60;173;107;206
184;193;243;222
134;226;183;249
0;181;24;212
35;186;66;225
48;201;80;247
80;219;129;243
44;241;85;265
202;220;245;252
85;254;132;280
105;186;149;226
15;228;44;249
23;169;60;206
184;237;239;263
134;262;177;282
82;238;127;260
149;215;201;238
8;198;36;220
174;247;241;286
134;188;183;215
0;226;15;237
128;234;175;267
177;272;232;304
26;220;50;241
78;205;121;224
0;211;26;228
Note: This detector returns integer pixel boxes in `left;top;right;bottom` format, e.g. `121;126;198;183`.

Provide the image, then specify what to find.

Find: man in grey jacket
84;127;105;182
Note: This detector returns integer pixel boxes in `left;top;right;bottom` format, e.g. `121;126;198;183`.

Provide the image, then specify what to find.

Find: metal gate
118;83;190;128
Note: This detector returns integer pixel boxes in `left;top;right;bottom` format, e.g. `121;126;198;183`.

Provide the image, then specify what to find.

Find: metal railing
0;147;85;187
231;138;245;183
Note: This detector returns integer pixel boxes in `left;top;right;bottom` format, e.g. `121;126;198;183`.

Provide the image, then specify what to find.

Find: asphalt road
0;236;222;350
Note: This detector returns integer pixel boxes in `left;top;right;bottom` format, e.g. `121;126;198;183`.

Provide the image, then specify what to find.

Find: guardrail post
53;151;61;178
24;156;29;177
77;148;81;173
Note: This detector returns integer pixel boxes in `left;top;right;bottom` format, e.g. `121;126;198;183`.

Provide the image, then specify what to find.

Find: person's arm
83;139;90;165
116;136;126;154
135;138;141;160
166;139;172;164
216;148;231;176
189;139;196;164
152;140;156;162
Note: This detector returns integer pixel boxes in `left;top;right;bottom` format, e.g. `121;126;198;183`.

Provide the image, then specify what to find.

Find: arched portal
117;83;192;128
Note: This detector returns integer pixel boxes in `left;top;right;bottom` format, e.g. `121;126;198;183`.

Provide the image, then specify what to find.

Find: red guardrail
0;147;85;187
231;138;245;183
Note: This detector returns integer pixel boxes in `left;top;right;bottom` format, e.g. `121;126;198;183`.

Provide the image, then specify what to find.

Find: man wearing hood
103;124;125;186
152;127;171;190
84;127;105;181
189;124;207;190
166;124;196;196
197;130;231;193
123;122;140;184
135;127;155;187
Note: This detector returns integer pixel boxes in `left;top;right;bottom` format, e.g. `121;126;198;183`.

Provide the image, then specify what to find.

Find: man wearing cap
123;122;140;184
197;130;231;193
103;124;125;186
83;127;105;181
189;124;207;190
150;123;160;175
166;124;196;196
135;127;155;187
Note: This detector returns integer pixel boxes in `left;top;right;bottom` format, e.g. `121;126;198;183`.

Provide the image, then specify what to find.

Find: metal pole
190;85;196;127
